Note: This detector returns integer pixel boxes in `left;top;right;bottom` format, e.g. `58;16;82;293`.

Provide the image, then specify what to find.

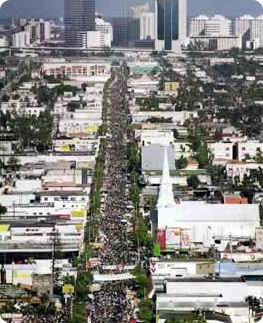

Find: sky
0;0;262;9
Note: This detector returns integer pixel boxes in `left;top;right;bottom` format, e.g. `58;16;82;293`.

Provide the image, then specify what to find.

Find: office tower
140;12;155;40
112;17;140;47
155;0;187;52
64;0;95;47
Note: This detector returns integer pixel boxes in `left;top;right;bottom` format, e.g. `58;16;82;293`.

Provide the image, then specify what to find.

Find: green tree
137;299;154;323
0;205;7;215
175;156;188;169
75;270;92;301
187;175;200;189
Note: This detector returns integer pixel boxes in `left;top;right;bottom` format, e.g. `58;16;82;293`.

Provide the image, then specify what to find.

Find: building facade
204;15;231;36
112;17;140;47
140;12;155;40
250;16;263;48
64;0;95;47
189;15;208;36
190;35;242;51
190;15;231;37
12;30;31;48
234;15;254;47
95;16;113;47
155;0;187;51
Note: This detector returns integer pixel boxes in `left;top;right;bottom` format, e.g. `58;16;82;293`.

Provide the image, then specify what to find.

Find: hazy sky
0;0;262;9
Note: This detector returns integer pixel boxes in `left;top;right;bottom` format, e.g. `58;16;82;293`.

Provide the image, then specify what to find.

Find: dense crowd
21;313;69;323
90;68;134;322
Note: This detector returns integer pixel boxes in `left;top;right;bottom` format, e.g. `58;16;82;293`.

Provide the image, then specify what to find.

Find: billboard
166;228;181;247
181;228;192;249
71;209;86;218
156;229;166;250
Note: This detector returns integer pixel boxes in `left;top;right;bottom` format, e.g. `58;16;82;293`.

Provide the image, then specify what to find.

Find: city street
89;66;135;323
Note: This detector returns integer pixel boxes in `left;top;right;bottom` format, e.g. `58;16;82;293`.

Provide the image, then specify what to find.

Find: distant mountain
0;0;262;19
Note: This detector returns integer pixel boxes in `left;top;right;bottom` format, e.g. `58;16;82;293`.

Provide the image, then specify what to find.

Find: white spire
157;146;176;208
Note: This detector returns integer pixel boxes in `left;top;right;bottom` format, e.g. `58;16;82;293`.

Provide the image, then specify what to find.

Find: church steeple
157;146;176;208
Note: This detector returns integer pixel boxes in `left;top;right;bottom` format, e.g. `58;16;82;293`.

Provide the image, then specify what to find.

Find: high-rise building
233;15;263;48
96;16;113;48
250;16;263;48
64;0;95;47
112;17;140;47
234;15;254;47
130;2;151;19
190;15;231;37
24;19;51;44
140;12;155;40
204;15;231;37
12;30;31;48
189;15;208;36
155;0;187;52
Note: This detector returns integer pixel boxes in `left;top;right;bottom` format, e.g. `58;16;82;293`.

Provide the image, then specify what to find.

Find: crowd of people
21;313;68;323
90;67;135;322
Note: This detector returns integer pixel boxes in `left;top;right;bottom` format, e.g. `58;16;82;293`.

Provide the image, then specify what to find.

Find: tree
196;143;210;169
137;299;154;323
75;270;92;301
132;265;152;299
134;213;152;248
7;156;20;171
0;205;7;215
10;112;53;151
175;156;188;169
187;175;200;189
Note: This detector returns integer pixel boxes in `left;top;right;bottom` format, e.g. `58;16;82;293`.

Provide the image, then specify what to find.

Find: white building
95;16;113;47
226;161;263;181
0;36;8;47
233;15;263;48
150;259;215;286
208;142;234;161
24;19;51;44
156;279;263;323
140;12;155;40
204;15;231;36
12;30;31;48
189;15;208;36
234;15;254;47
155;148;260;250
139;130;174;147
190;35;242;51
250;15;263;47
42;59;111;82
86;31;101;48
190;15;231;37
237;140;263;161
130;2;151;18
